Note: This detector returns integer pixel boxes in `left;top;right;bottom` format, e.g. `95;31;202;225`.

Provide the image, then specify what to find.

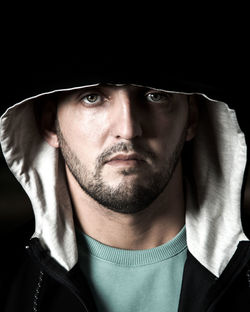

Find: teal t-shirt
77;226;187;312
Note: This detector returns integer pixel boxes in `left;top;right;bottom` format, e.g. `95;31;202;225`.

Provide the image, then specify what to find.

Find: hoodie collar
0;86;248;276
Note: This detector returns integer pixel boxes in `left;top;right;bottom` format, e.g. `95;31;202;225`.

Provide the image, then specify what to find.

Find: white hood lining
0;84;248;276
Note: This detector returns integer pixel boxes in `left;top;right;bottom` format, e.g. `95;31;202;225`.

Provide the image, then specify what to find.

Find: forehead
87;83;138;92
66;83;172;97
81;83;153;92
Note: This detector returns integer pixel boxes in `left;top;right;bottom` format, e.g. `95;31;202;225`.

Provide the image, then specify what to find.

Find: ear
185;95;199;142
40;100;59;148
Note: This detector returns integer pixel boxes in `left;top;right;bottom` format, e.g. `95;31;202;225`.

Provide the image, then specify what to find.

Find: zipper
246;265;250;288
32;268;90;312
27;240;91;312
33;270;44;312
44;266;91;312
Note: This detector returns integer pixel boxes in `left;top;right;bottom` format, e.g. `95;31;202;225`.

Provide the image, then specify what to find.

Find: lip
106;153;145;163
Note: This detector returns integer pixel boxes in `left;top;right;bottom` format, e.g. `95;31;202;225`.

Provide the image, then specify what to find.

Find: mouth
105;153;146;167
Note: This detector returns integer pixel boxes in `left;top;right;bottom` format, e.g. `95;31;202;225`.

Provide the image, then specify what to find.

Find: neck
67;160;185;250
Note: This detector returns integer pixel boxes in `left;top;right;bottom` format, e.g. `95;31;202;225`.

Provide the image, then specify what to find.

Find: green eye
146;92;169;103
82;94;102;105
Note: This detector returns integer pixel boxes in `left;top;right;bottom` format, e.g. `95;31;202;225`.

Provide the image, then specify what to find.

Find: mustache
97;142;156;166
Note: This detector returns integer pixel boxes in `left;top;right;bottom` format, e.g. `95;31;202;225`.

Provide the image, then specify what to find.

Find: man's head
42;84;198;214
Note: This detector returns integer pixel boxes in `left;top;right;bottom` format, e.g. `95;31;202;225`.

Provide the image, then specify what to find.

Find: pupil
88;95;96;102
152;94;160;100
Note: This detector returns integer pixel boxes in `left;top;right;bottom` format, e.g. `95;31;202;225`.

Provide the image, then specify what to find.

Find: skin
43;84;198;250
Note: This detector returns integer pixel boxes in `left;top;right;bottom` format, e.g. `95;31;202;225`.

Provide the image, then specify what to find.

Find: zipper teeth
246;269;250;288
33;271;44;312
32;269;90;312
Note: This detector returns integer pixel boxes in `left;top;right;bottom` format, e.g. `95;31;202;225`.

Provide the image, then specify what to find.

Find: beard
56;121;187;214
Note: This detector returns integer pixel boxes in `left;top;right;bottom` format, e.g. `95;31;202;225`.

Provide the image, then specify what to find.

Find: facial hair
56;120;187;214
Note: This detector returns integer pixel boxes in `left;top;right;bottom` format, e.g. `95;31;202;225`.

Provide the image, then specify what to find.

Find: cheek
78;110;109;145
60;103;108;139
59;107;110;163
149;110;188;155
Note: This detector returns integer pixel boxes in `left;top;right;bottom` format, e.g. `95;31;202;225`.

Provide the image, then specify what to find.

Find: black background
1;12;249;233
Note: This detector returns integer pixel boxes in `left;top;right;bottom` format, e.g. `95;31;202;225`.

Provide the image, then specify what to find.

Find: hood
0;79;248;278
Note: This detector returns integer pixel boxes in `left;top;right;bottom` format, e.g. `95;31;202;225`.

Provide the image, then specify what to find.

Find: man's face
55;84;190;214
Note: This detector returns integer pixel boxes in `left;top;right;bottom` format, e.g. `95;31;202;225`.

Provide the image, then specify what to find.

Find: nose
111;90;142;140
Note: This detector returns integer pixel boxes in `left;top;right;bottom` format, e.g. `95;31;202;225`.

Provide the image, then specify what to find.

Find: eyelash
145;91;170;103
81;94;103;105
79;91;105;106
79;90;170;107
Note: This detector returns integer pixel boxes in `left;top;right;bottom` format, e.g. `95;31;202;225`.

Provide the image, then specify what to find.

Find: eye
146;92;170;103
81;93;102;105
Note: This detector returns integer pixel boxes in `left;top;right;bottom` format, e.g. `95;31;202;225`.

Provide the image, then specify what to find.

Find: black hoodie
1;59;250;311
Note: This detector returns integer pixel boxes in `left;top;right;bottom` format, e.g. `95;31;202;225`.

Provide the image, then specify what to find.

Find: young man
0;64;250;311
